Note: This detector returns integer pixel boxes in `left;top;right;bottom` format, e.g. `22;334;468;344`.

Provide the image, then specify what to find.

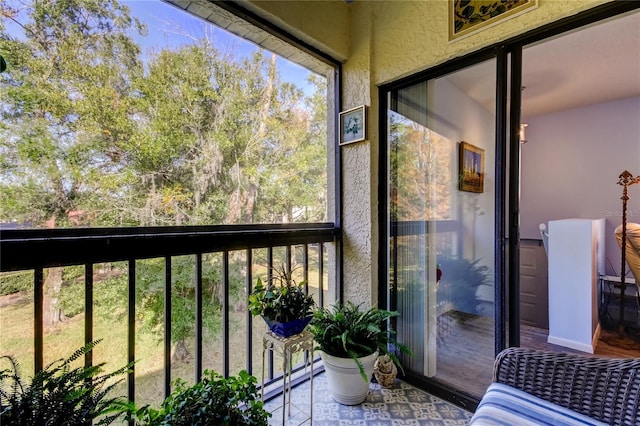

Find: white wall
432;77;496;276
547;218;603;353
520;96;640;276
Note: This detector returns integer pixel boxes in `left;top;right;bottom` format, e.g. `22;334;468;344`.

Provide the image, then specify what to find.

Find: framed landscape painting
449;0;538;41
459;141;484;193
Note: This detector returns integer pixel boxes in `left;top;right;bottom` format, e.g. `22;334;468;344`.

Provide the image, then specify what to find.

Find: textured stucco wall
341;10;378;307
359;0;609;85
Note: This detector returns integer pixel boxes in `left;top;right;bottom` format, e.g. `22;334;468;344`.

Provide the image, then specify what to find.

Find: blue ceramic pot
263;316;312;337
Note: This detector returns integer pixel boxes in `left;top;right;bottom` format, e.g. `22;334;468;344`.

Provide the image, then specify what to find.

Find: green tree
251;72;328;223
136;256;237;362
0;0;146;325
0;0;145;227
1;1;327;229
0;0;328;360
120;47;328;364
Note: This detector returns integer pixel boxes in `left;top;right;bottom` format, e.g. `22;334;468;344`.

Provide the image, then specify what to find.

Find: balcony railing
0;223;339;410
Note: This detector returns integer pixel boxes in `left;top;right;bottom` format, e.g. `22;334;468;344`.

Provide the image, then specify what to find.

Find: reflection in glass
387;63;496;399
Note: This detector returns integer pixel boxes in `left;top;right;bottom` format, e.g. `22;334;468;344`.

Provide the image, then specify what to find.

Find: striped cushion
469;383;607;426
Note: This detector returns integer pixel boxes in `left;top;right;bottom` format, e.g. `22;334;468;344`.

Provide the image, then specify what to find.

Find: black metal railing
0;223;339;410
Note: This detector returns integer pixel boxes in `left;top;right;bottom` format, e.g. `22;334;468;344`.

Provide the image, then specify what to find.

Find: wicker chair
492;347;640;425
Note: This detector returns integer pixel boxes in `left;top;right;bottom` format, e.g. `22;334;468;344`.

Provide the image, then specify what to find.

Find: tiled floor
263;372;473;425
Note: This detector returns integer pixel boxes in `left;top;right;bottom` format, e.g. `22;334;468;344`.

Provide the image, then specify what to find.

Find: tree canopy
0;0;328;357
0;0;327;228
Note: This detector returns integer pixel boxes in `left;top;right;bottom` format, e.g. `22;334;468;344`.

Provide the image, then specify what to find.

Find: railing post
84;263;93;369
303;244;309;294
319;244;324;308
128;260;136;415
195;253;203;382
303;244;310;368
267;247;274;380
164;257;172;398
34;268;43;374
222;250;230;378
245;248;253;374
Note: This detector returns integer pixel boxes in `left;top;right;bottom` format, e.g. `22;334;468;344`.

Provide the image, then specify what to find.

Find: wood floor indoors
435;310;640;398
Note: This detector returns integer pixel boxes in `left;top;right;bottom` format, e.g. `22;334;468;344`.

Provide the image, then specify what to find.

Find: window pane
0;0;328;229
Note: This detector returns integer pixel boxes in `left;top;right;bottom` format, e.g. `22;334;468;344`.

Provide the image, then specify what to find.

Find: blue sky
123;0;315;96
2;0;315;96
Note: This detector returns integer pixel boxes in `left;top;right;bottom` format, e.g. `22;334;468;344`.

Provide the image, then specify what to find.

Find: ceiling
448;11;640;120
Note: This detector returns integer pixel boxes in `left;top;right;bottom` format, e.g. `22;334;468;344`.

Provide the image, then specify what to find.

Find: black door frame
378;1;640;411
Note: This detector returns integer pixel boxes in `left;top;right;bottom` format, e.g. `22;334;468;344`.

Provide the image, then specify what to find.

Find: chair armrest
493;347;640;425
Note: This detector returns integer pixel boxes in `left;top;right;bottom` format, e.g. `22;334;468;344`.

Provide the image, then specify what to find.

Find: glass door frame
380;47;510;411
377;1;640;410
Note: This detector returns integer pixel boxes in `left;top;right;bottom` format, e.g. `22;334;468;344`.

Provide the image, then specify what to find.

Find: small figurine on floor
373;354;397;388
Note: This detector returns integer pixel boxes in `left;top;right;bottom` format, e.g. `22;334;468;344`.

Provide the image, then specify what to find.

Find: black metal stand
617;170;640;337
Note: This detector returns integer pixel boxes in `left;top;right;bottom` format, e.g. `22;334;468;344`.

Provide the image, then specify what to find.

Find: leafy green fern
0;340;133;425
308;301;413;381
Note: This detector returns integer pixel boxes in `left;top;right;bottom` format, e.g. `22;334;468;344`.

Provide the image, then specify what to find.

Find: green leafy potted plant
132;369;270;426
0;340;133;425
308;301;412;405
248;264;315;337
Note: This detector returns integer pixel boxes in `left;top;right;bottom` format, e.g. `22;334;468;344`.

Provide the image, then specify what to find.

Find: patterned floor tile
264;373;473;425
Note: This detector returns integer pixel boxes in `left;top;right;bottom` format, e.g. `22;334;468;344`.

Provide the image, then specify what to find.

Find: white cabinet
547;218;604;353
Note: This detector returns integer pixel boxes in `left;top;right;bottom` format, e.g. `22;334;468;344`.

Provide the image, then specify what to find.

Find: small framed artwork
339;105;367;145
449;0;538;41
459;141;484;193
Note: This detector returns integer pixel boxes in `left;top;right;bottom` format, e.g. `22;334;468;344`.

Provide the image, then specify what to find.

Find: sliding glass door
386;58;501;400
383;3;638;405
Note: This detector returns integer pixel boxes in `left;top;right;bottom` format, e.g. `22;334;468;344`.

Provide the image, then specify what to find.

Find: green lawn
0;261;328;419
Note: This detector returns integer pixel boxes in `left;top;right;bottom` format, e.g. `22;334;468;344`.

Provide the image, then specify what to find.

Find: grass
0;296;320;425
0;254;329;422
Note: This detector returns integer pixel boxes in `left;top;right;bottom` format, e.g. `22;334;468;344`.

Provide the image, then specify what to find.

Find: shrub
133;369;270;426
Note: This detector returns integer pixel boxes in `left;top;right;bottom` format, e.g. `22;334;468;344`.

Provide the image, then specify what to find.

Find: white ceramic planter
320;351;378;405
